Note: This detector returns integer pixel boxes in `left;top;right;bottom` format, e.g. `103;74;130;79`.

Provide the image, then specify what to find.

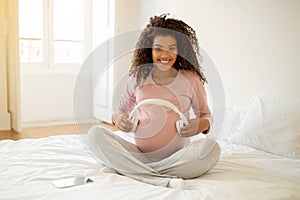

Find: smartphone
52;176;93;188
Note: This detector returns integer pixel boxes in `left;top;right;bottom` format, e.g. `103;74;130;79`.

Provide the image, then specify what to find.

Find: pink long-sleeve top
117;70;212;159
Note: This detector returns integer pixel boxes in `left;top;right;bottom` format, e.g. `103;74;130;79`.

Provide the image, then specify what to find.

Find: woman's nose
160;50;170;58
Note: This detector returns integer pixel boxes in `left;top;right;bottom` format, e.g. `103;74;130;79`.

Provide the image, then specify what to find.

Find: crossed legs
85;126;220;187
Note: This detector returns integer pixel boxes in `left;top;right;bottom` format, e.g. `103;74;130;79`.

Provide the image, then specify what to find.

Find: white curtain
0;0;21;132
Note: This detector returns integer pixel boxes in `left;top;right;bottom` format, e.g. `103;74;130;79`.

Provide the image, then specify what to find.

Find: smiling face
152;34;178;71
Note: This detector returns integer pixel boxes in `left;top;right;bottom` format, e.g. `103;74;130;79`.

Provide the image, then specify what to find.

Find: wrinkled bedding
0;133;299;200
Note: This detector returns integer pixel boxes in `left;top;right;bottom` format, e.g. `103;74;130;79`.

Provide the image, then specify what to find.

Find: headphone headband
129;99;188;124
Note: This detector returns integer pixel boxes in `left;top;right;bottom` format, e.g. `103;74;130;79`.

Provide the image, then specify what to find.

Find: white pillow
220;106;246;140
229;92;300;158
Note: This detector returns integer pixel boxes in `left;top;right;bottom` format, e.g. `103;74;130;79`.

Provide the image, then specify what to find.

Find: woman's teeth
160;59;170;64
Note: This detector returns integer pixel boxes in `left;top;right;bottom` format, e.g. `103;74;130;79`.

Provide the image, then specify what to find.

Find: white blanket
0;134;299;200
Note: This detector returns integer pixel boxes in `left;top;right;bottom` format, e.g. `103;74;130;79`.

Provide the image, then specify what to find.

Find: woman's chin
156;64;173;71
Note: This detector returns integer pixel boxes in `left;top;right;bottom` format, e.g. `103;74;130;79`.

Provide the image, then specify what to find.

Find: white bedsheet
0;134;299;200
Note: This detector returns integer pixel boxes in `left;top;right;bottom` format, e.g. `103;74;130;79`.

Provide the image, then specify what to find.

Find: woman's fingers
180;123;192;131
179;128;191;137
117;116;133;132
179;119;199;137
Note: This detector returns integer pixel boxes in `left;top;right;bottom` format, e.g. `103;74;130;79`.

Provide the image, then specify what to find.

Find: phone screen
52;177;93;188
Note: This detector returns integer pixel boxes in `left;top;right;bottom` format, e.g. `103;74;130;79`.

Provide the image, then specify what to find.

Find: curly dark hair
129;14;207;87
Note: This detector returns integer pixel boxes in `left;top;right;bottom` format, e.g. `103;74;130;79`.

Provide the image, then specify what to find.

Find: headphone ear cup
131;116;138;132
176;120;184;133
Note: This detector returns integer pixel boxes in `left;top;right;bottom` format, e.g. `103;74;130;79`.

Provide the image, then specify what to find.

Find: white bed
1;92;300;200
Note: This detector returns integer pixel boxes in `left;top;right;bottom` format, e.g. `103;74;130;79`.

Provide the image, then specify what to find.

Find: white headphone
128;99;189;133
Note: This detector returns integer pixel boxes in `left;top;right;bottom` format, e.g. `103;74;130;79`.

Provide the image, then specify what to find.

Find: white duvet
0;134;299;200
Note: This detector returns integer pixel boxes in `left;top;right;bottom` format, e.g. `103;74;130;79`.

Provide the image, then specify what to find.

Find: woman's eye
155;47;162;51
169;47;176;51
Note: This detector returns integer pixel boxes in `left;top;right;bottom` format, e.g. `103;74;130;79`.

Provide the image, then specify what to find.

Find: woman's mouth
159;58;171;64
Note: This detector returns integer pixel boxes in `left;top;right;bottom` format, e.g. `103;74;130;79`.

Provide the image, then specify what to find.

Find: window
19;0;112;68
52;0;85;64
19;0;44;63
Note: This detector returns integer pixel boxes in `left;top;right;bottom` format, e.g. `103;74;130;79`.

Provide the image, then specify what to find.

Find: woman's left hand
178;118;200;137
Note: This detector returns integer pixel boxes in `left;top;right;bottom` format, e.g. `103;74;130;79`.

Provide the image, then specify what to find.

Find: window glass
19;0;43;63
53;0;84;63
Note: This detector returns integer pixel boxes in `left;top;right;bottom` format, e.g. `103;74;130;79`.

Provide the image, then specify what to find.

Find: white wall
21;0;300;126
115;0;300;107
114;0;142;82
21;69;79;127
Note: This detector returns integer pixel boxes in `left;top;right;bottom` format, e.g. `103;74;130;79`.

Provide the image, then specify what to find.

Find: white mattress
1;134;299;200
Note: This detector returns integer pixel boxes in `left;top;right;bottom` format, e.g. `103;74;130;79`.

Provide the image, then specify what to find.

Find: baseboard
0;112;11;131
22;118;97;128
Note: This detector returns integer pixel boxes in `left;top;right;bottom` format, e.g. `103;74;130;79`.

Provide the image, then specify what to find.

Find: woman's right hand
112;114;133;132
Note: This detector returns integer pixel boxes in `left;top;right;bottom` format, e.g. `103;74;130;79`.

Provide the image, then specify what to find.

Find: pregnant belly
134;110;189;159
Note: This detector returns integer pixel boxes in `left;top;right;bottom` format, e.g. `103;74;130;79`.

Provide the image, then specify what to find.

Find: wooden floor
0;122;117;141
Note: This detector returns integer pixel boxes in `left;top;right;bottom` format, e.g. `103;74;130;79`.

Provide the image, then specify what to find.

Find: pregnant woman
86;14;220;189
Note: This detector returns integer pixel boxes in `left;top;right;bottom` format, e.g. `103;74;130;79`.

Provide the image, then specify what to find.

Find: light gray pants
85;125;220;187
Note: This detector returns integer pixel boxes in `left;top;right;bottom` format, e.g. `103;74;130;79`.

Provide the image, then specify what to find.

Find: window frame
19;0;94;70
